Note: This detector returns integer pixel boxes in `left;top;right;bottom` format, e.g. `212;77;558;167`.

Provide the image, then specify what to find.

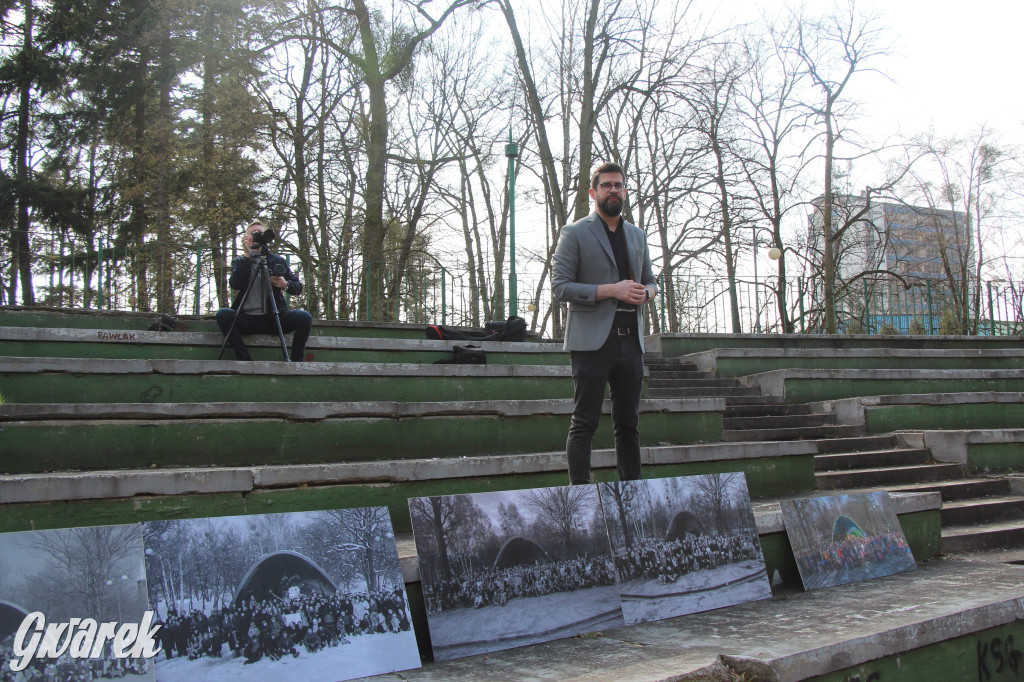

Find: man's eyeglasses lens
599;182;625;191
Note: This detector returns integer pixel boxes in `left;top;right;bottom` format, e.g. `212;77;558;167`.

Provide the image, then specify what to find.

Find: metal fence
651;274;1024;336
14;239;1024;336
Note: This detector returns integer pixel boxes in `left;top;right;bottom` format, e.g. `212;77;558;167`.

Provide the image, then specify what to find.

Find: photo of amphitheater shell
598;474;771;625
780;491;917;591
141;508;420;682
409;485;624;661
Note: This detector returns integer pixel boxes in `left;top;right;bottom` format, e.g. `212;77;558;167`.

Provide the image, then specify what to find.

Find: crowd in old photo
157;588;411;665
614;533;763;584
794;531;910;576
423;556;616;614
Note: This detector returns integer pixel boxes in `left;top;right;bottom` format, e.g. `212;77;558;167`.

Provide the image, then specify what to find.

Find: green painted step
0;357;576;404
684;347;1024;376
0;439;815;534
0;306;518;340
746;368;1024;403
653;332;1024;357
0;398;724;473
0;326;567;364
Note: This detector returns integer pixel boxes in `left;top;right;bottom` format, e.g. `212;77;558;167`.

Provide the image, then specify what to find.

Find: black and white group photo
598;474;771;625
0;524;154;681
409;486;623;661
780;491;916;591
141;508;420;682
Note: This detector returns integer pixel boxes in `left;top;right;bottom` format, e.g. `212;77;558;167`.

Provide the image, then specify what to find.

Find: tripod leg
261;260;291;362
218;263;261;360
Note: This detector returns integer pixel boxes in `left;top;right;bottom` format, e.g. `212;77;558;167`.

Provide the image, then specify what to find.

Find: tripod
217;252;291;361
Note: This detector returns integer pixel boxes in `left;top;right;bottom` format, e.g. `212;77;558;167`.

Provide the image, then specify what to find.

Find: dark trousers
567;329;644;484
216;308;313;362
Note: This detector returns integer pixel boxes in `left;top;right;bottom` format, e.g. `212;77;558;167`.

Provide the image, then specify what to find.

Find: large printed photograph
599;474;771;625
0;524;154;681
780;491;916;591
409;486;623;661
142;508;419;682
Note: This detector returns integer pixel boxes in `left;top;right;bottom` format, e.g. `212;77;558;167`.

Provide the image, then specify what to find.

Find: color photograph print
142;508;419;682
599;473;771;626
409;486;623;661
0;524;155;681
780;491;917;591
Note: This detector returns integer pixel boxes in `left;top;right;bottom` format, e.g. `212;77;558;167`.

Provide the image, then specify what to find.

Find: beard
598;195;623;217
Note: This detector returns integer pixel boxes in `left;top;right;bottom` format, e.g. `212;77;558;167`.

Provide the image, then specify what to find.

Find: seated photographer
216;221;312;362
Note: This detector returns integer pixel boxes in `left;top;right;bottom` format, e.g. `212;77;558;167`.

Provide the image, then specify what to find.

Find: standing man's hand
270;276;288;289
613;279;647;304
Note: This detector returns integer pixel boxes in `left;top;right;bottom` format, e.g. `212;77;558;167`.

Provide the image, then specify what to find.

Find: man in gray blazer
552;162;658;484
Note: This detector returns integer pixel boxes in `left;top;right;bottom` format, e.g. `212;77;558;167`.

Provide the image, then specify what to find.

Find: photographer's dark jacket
228;251;302;313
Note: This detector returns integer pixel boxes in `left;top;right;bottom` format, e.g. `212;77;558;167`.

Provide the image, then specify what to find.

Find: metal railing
13;240;1024;336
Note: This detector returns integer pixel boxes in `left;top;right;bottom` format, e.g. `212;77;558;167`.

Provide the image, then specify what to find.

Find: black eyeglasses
598;182;625;191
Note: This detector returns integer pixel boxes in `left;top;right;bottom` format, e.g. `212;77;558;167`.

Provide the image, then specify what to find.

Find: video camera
249;228;276;250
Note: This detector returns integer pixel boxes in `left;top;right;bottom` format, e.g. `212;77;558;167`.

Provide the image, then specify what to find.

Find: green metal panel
0;411;723;473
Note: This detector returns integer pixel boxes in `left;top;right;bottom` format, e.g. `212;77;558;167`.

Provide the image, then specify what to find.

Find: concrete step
723;424;865;442
883;477;1010;502
816;463;965;490
369;560;1024;682
0;356;575;404
0;439;822;527
942;519;1024;553
941;495;1024;526
814;434;900;454
723;396;785;407
648;386;762;398
723;413;835;430
644;360;698;371
647;378;744;389
724;403;813;418
815;448;933;471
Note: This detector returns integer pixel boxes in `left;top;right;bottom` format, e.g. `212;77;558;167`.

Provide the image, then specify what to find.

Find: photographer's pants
566;329;644;485
216;308;313;362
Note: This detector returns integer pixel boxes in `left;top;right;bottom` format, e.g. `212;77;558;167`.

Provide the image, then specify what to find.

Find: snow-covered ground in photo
801;553;917;591
618;560;772;625
427;585;623;661
152;631;420;682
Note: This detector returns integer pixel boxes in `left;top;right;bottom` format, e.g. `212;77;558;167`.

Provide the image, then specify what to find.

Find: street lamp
106;574;128;622
505;131;519;318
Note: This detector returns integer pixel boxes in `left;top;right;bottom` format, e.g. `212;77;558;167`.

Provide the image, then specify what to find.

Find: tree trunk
14;0;35;305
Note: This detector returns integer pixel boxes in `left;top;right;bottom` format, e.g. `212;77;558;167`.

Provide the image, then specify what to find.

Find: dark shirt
599;216;638;328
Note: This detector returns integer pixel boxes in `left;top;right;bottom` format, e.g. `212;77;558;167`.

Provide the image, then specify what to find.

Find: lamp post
505;131;519;318
106;574;128;622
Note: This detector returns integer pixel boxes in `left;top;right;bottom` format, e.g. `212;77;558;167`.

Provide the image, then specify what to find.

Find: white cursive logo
9;611;162;672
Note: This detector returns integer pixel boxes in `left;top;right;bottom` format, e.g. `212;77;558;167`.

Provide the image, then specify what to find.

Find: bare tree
523;485;596;558
793;1;887;333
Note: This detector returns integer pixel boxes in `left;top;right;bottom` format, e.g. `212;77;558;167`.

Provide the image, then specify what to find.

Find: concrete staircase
646;355;1024;560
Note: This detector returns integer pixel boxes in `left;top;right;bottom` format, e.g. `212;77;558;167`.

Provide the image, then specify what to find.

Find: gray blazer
552;213;657;352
